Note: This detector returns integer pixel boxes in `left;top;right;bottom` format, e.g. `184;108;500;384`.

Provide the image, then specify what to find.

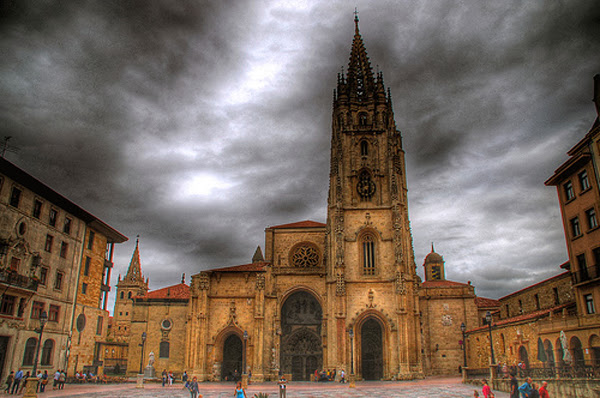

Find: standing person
509;372;519;398
60;369;66;390
161;369;167;387
188;376;200;398
182;370;188;389
4;371;13;394
19;371;30;394
11;368;23;394
339;369;345;383
539;381;549;398
278;375;287;398
518;377;533;398
481;379;493;398
168;370;173;386
53;369;60;390
529;383;540;398
36;370;43;392
234;381;247;398
40;370;49;393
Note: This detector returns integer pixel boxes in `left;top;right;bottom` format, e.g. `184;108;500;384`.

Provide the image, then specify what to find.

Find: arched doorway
280;291;322;380
360;318;383;380
518;346;529;369
570;337;584;368
222;334;243;381
544;339;555;368
589;335;600;366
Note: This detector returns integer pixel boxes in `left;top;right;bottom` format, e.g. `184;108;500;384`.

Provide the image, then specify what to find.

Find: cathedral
109;16;483;382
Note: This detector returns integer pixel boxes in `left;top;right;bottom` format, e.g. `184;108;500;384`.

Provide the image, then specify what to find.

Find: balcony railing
0;268;39;292
572;264;600;285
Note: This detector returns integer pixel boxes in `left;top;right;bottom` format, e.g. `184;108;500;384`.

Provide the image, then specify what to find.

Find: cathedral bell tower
326;13;423;379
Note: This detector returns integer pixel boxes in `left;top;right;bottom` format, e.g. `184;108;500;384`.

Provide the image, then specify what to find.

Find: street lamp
139;332;147;374
348;328;355;388
460;322;467;369
242;330;248;388
486;311;495;365
24;310;47;398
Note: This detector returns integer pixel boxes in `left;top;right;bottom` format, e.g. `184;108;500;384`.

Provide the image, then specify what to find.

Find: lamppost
486;311;495;365
24;310;47;398
242;330;248;388
348;328;355;388
460;322;467;369
139;332;147;374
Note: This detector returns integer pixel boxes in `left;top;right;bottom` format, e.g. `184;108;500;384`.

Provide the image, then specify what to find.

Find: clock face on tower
357;171;376;199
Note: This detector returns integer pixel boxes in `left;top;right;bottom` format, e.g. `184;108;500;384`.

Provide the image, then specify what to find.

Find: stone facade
117;18;492;382
0;157;126;381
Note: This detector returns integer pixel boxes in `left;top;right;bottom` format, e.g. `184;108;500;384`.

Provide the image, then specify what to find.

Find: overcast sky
1;1;599;312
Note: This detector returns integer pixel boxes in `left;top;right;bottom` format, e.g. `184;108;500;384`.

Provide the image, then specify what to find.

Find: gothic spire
346;9;375;100
124;235;143;283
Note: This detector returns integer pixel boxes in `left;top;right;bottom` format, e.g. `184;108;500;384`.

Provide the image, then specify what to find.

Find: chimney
594;74;600;117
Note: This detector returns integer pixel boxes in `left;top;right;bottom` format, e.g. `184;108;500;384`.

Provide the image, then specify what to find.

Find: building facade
119;17;486;382
0;157;126;381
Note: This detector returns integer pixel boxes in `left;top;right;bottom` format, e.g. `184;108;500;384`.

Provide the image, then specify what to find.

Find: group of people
160;369;176;387
475;374;550;398
314;368;337;381
3;368;65;394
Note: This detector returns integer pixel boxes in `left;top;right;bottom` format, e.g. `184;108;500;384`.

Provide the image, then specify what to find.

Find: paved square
20;377;509;398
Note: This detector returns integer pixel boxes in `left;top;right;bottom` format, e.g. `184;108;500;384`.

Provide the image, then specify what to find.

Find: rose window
291;245;320;268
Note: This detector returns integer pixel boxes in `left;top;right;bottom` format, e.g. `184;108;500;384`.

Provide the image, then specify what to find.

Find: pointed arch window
359;112;368;126
360;141;368;156
361;234;376;276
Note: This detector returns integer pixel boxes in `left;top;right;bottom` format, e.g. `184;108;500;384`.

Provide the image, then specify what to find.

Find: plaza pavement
4;377;509;398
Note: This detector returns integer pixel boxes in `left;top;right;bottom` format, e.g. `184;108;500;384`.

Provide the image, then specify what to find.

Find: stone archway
280;291;322;380
221;334;243;381
360;317;383;380
518;345;529;369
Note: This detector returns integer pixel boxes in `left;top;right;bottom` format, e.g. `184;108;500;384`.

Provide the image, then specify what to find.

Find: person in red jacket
538;381;549;398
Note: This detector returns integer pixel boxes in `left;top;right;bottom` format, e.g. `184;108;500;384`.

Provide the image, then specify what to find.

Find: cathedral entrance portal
221;334;243;381
360;318;383;380
281;291;322;381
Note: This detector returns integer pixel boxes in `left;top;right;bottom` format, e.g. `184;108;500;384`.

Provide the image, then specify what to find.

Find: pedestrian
474;391;480;398
339;369;345;383
162;369;167;387
11;368;23;394
531;383;540;398
4;371;13;394
234;381;247;398
518;377;533;398
40;370;49;393
539;381;549;398
481;379;494;398
188;376;200;398
59;369;66;389
19;371;30;394
53;369;60;390
36;370;43;392
278;374;287;398
168;370;173;386
182;370;188;389
509;372;519;398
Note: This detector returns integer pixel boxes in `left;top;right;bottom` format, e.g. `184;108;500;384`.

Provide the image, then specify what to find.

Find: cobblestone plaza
11;377;509;398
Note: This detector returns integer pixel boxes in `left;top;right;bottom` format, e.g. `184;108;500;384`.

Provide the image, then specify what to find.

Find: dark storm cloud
1;0;598;308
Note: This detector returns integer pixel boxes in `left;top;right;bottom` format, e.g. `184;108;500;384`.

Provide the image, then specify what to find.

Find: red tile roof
467;303;572;333
137;283;190;300
268;220;326;229
208;262;269;272
421;280;471;288
475;297;501;308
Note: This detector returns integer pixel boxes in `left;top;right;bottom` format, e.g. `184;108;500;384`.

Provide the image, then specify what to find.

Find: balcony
572;264;600;286
0;268;39;292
